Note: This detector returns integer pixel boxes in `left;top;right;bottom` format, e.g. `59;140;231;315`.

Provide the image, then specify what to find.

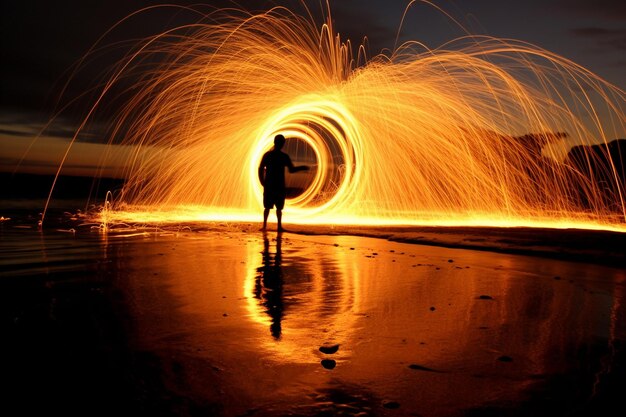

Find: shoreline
2;206;625;267
288;224;626;268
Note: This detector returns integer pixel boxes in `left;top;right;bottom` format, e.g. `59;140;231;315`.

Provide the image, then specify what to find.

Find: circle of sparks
49;5;626;230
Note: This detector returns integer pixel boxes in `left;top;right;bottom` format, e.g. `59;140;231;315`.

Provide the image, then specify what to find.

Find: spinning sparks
50;3;626;229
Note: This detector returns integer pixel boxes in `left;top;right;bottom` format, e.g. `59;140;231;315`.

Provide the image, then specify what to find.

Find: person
258;134;310;231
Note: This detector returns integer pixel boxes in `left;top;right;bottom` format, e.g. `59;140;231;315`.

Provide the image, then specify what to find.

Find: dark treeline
565;139;625;213
496;133;625;214
518;133;625;213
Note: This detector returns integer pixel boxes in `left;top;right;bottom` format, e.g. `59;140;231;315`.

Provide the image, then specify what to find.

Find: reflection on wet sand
244;232;359;366
3;227;625;416
255;232;284;339
111;230;620;416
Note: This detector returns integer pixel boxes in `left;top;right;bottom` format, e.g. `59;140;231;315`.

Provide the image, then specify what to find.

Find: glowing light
49;4;625;230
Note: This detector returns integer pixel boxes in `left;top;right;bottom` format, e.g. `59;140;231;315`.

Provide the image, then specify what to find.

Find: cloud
570;27;626;52
0;132;133;177
0;110;105;143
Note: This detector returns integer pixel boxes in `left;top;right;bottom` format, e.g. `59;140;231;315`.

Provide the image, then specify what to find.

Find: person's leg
263;208;270;230
276;193;286;232
276;210;283;231
263;191;272;231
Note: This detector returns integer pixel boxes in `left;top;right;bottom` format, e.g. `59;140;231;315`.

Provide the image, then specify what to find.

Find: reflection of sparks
243;235;359;362
51;5;625;230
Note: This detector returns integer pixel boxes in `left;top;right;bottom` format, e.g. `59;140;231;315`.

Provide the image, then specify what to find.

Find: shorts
263;190;286;210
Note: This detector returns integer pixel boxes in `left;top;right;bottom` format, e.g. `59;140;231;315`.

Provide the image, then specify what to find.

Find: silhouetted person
258;134;309;231
254;232;284;339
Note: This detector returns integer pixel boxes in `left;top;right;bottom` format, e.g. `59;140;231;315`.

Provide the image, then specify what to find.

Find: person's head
274;134;286;150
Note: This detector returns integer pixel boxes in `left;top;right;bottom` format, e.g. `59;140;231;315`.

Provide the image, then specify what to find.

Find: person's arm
286;155;310;173
258;157;266;186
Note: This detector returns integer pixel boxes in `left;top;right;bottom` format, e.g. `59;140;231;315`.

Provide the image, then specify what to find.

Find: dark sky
2;0;624;111
1;0;625;174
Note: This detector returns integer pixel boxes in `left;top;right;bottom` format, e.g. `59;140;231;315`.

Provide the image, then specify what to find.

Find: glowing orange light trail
48;4;626;230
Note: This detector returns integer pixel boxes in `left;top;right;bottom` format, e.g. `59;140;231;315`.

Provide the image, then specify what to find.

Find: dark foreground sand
1;213;625;417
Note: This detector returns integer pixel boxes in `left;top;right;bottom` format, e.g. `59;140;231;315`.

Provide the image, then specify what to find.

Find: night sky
1;0;625;176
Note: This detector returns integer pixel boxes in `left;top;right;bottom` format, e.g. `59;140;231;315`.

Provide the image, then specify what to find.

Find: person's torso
263;151;290;189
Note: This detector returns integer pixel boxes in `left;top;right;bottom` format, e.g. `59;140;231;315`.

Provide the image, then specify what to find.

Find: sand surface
2;216;625;416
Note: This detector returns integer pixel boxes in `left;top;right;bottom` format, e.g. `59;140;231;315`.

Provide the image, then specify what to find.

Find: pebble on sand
408;364;436;371
321;359;336;369
382;400;400;409
319;344;340;354
429;306;436;311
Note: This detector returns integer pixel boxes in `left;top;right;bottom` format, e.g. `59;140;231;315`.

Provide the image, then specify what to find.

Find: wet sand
2;219;625;416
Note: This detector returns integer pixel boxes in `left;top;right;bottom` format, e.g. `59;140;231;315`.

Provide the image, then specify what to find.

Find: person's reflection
255;232;284;339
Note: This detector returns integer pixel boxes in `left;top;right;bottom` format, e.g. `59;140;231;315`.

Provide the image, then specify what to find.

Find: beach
2;0;626;414
1;210;625;417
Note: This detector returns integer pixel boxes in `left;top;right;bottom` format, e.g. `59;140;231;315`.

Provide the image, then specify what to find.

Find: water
2;221;625;416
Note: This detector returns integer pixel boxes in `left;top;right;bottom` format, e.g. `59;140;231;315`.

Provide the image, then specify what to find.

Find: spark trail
49;4;626;230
